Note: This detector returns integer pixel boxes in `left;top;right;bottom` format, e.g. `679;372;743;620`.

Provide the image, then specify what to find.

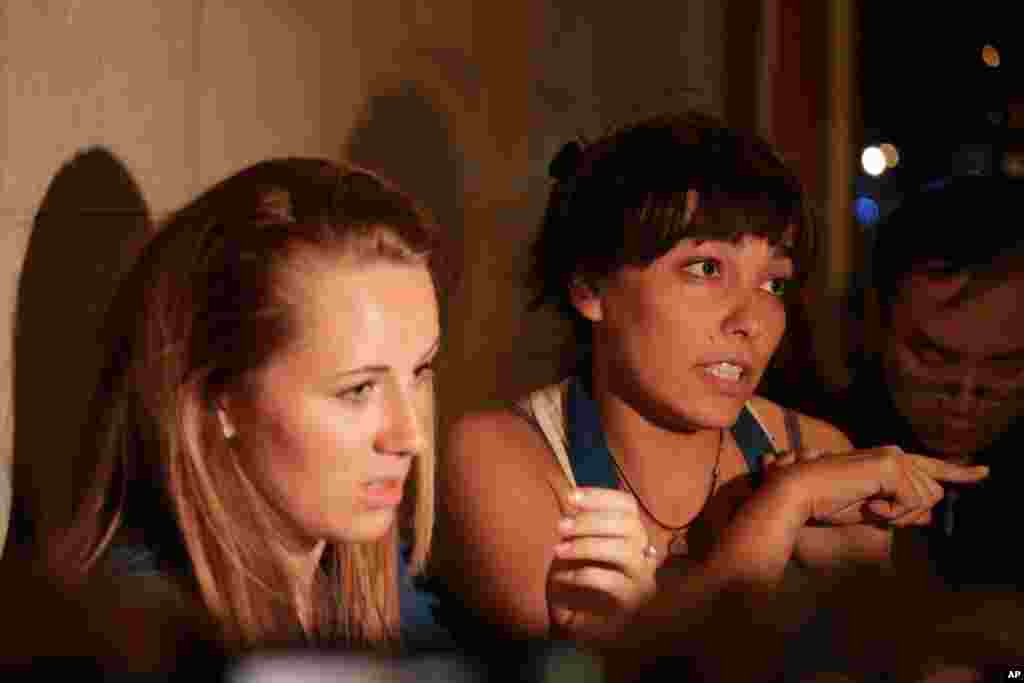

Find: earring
215;406;237;441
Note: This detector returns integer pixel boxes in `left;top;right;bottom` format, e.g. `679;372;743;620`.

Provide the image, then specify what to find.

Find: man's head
873;176;1024;461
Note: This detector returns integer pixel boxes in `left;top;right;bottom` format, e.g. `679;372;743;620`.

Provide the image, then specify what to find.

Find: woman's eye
761;277;790;297
340;382;376;403
683;259;722;279
415;362;435;383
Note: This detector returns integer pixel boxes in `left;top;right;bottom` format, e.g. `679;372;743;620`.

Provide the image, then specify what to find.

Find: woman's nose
722;291;764;340
376;387;427;457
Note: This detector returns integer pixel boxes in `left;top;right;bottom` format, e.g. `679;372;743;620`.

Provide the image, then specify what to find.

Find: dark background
858;5;1023;190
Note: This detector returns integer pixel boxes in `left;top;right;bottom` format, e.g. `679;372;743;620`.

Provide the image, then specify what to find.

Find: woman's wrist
761;468;814;529
706;475;809;585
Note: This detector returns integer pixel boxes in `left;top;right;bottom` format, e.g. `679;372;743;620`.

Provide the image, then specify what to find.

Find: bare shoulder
435;406;571;635
446;408;568;486
748;395;854;454
448;407;545;457
443;406;573;516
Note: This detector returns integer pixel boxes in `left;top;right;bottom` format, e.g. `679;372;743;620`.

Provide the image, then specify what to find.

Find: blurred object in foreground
228;652;485;683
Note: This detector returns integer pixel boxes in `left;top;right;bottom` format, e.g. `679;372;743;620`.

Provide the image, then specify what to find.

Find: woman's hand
762;447;827;468
547;487;658;643
763;446;988;528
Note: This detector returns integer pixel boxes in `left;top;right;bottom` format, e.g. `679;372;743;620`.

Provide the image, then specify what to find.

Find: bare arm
605;440;989;666
433;406;808;677
433;409;570;637
433;401;824;643
435;409;658;643
434;406;987;670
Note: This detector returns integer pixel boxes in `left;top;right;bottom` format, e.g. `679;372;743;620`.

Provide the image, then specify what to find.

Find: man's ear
569;276;603;323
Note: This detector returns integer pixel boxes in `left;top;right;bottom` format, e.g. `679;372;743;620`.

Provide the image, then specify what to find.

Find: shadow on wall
345;83;467;424
10;148;151;552
346;83;464;255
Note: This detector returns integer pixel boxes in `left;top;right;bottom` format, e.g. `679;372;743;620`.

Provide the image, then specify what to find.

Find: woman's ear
569;275;603;323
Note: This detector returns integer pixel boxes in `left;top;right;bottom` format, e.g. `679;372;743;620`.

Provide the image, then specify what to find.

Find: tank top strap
566;376;620;489
731;402;779;485
513;380;576;485
783;407;804;453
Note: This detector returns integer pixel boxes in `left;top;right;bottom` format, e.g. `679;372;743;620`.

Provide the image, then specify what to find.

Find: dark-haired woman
434;112;987;678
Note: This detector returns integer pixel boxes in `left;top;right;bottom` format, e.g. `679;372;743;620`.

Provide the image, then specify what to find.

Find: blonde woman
51;159;450;652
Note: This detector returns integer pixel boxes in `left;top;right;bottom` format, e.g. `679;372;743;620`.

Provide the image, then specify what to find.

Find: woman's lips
363;477;406;508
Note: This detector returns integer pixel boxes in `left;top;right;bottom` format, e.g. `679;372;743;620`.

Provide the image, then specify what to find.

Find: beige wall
0;0;730;552
0;0;374;552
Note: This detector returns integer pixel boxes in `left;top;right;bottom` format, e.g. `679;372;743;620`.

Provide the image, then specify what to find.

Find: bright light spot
854;196;880;226
982;45;1000;67
880;143;900;168
861;146;886;176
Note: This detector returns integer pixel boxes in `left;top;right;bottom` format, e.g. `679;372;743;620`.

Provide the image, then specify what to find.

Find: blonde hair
53;159;446;649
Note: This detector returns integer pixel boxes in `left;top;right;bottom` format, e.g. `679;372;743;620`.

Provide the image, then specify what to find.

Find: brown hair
52;158;447;650
528;111;817;342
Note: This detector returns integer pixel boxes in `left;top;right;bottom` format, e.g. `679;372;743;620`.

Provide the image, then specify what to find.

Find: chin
330;510;398;544
663;399;746;432
627;373;750;432
694;390;750;424
684;379;758;425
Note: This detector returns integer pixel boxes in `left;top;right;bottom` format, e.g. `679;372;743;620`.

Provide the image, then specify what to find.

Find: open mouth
704;362;745;382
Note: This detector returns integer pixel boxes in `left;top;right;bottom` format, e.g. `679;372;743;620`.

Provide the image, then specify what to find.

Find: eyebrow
334;335;441;378
700;236;795;261
909;328;962;360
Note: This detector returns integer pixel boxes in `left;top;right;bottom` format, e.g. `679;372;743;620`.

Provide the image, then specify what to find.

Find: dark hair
527;111;816;341
872;174;1024;310
55;158;448;648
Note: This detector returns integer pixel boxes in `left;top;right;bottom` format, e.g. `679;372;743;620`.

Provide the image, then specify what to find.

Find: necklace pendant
668;533;689;557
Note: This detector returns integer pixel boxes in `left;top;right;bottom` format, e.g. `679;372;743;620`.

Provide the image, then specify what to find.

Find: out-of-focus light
982;45;1000;67
854;196;880;226
861;146;886;176
880;143;900;168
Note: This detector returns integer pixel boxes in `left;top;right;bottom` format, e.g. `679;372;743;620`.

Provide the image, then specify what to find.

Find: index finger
566;487;640;514
908;454;989;484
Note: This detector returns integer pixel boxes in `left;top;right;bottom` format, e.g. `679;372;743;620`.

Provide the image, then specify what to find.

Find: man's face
881;263;1024;461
